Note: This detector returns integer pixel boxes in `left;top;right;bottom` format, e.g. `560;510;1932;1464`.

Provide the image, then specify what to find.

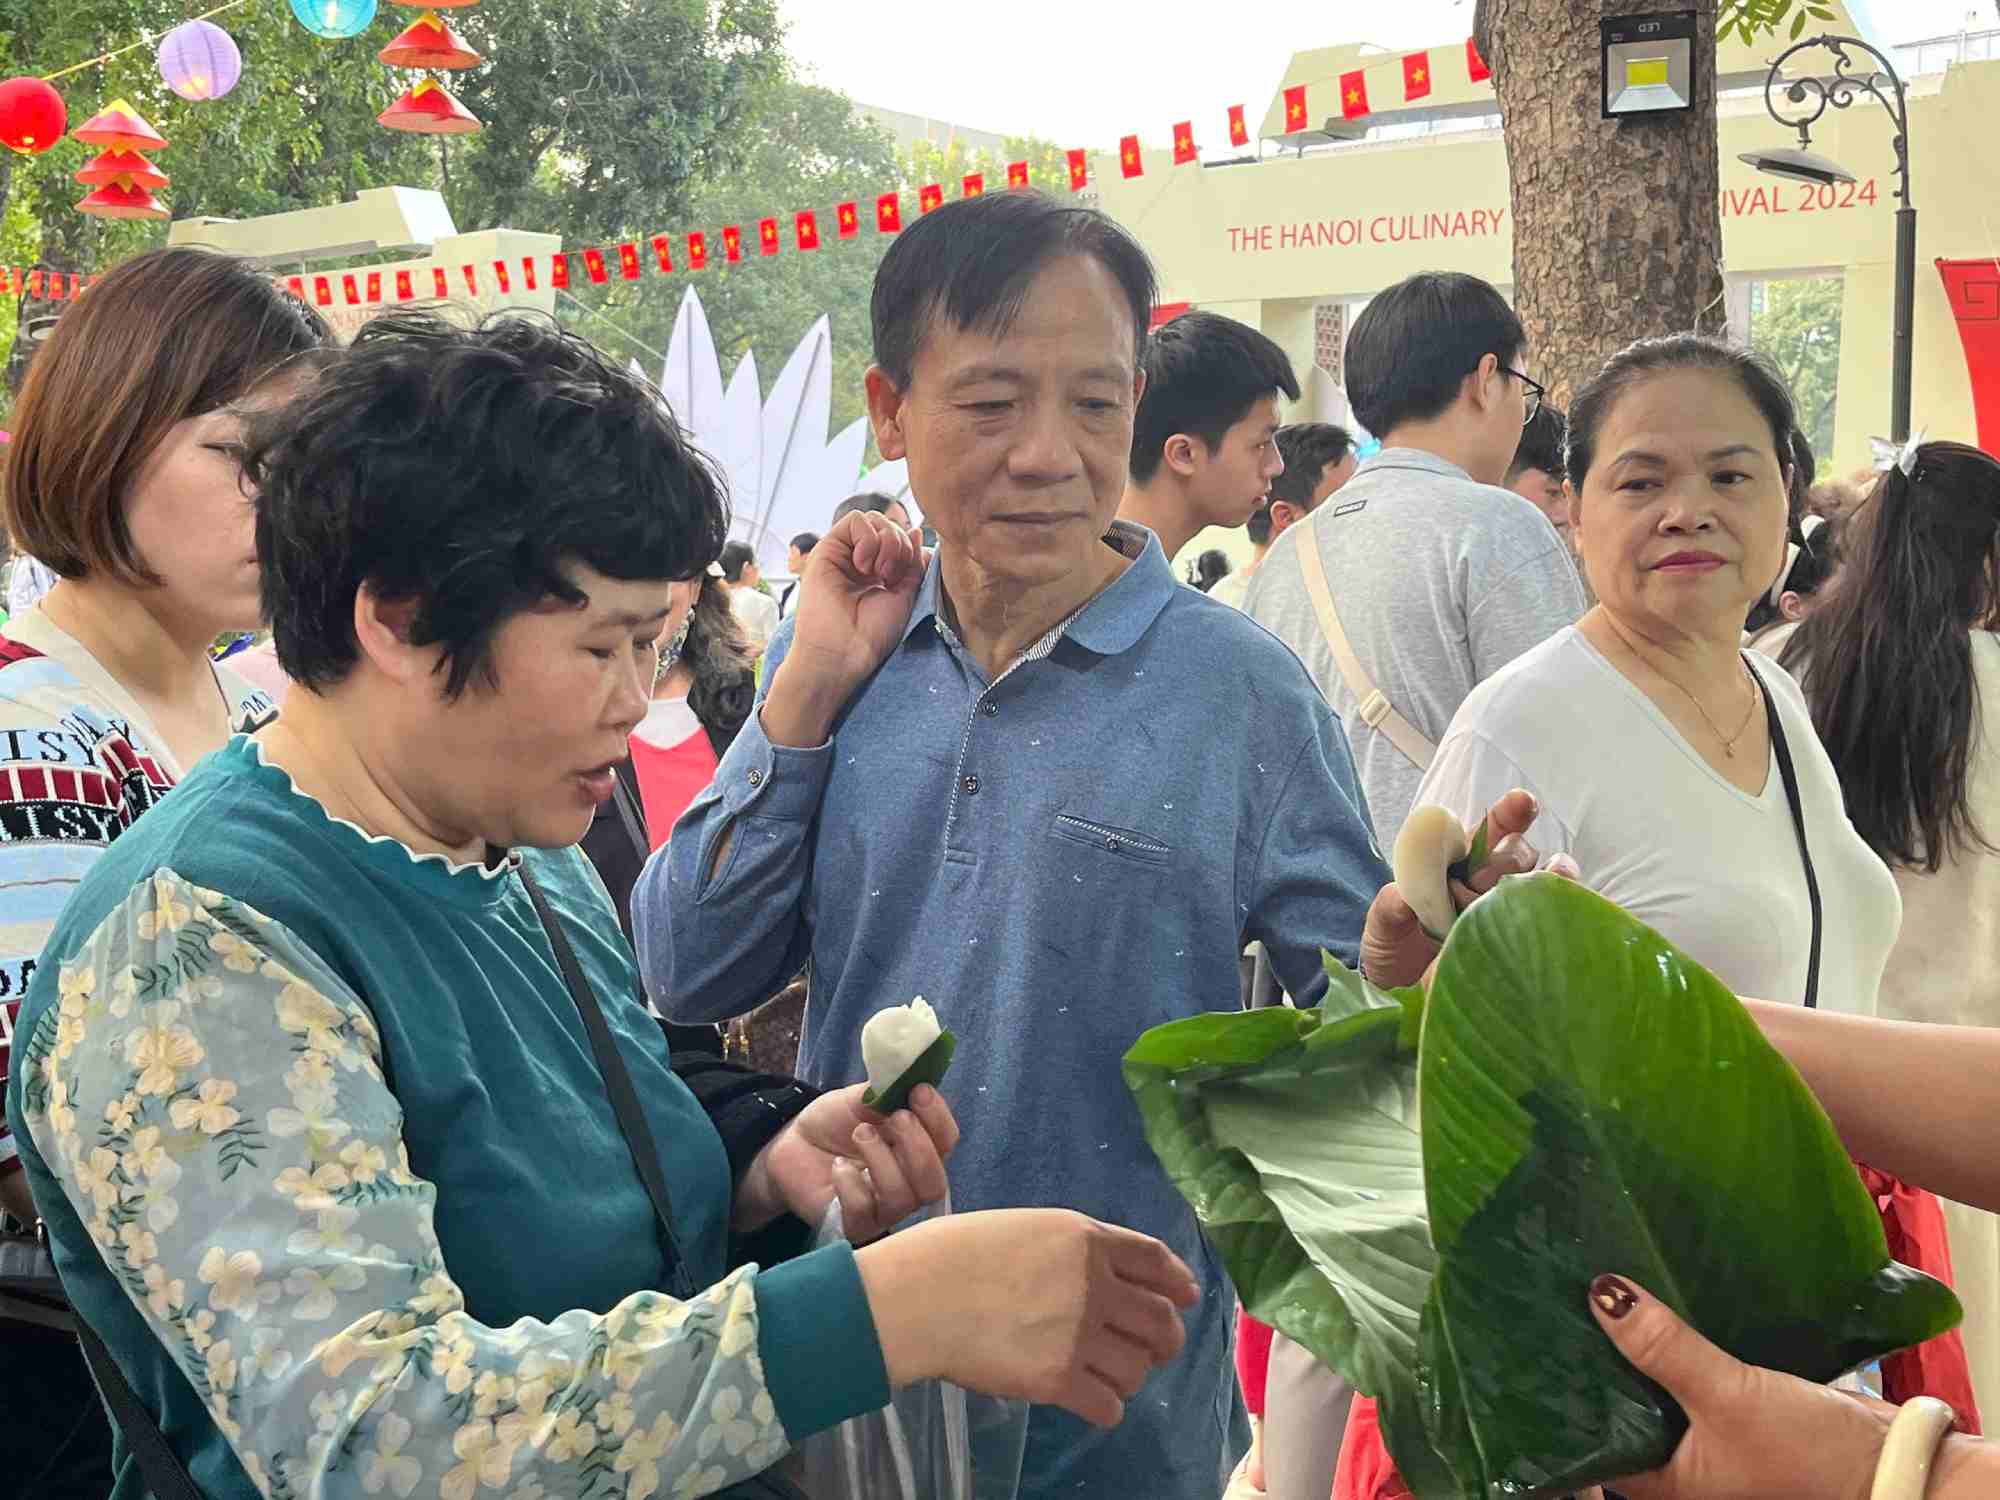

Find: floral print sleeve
17;868;790;1500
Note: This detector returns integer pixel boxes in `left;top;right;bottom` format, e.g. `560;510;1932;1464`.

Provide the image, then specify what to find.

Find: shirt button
1104;835;1119;851
962;774;980;795
748;769;764;788
982;702;999;717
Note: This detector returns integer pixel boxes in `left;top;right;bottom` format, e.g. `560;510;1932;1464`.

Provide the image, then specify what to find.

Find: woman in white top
1414;333;1900;1016
1778;439;2000;1421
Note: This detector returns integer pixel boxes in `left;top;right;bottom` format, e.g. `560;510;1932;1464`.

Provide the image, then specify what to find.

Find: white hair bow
1869;428;1927;477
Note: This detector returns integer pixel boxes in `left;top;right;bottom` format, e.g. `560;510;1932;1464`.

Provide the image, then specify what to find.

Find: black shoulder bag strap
1752;657;1823;1009
73;1315;205;1500
518;860;697;1295
610;759;650;866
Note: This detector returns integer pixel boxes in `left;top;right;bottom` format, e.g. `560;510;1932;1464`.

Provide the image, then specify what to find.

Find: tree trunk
1475;0;1728;407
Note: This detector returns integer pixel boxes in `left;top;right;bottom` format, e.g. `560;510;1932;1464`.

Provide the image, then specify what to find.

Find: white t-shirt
1414;626;1901;1015
730;587;780;650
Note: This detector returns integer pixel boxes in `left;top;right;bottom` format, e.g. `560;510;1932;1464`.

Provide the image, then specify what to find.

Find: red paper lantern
377;77;481;134
75;148;169;190
378;11;482;69
76;182;170;221
0;77;67;155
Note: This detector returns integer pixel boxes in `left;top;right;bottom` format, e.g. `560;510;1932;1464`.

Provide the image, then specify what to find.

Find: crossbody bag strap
610;758;650;865
518;861;697;1294
74;1315;206;1500
1294;517;1437;770
1751;659;1822;1009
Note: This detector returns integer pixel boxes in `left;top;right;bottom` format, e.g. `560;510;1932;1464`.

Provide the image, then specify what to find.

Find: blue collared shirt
635;523;1389;1499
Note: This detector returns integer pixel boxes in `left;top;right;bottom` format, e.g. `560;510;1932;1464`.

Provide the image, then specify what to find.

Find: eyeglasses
1502;366;1546;426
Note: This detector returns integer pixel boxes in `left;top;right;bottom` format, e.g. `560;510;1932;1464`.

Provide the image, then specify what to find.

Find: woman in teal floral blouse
4;312;1199;1500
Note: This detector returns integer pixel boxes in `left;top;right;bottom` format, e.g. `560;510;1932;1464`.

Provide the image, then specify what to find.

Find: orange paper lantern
0;77;67;154
75;148;169;190
392;0;478;8
76;181;170;220
72;97;167;154
377;77;481;134
378;11;482;68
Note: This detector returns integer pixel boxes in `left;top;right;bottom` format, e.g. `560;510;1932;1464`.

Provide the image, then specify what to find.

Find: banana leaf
1124;873;1962;1498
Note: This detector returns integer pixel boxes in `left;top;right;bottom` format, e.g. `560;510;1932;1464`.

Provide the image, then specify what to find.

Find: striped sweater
0;607;273;1184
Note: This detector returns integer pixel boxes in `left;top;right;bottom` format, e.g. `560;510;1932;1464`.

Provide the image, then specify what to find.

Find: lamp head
1738;145;1857;185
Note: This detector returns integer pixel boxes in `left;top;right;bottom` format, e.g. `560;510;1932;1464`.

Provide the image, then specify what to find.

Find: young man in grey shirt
1246;271;1586;843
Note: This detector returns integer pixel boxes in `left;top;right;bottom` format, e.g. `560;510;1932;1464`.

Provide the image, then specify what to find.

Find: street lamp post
1743;34;1915;444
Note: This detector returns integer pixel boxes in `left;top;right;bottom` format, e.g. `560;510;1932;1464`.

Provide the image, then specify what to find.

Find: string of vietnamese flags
14;35;1492;310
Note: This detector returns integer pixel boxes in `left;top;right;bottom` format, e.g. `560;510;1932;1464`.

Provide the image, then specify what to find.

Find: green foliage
1751;275;1843;459
1717;0;1840;46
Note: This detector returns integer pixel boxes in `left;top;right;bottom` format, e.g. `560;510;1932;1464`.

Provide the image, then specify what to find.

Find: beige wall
1104;55;2000;570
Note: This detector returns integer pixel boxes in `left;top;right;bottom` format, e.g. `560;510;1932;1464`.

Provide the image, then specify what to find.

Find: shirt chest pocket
1036;809;1182;1000
1049;811;1173;866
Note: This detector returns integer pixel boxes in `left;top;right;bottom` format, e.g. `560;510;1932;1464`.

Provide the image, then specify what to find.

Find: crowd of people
0;184;1998;1500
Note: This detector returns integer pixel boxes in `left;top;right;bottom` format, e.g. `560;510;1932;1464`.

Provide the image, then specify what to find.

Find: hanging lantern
72;98;167;154
75;148;169;190
377;76;480;133
392;0;478;9
76;182;170;221
378;12;481;69
157;20;243;101
0;77;67;154
289;0;379;40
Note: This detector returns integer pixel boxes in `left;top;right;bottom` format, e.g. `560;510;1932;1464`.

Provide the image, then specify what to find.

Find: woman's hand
733;1082;959;1244
1589;1275;1899;1500
856;1208;1199;1429
1360;790;1573;988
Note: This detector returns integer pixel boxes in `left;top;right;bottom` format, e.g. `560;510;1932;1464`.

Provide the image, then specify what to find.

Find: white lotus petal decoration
653;290;875;572
856;458;918;521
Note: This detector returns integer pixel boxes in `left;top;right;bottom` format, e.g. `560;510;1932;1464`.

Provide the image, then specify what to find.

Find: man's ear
865;364;909;462
1268;500;1304;536
1163;433;1201;478
352;584;433;688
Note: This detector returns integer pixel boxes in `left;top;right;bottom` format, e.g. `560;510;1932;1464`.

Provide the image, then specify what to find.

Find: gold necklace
1664;657;1760;758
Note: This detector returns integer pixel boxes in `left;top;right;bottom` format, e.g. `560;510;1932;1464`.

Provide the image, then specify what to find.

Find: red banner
549;256;568;291
396;269;414;301
1119;134;1143;178
837;201;859;238
583;248;608;284
1283;84;1308;132
758;217;779;256
1229;104;1249;147
462;265;478;294
918;183;943;214
687;232;708;270
723;225;743;262
619;242;641;280
342;273;361;306
877;192;902;232
796;210;820;249
1066;148;1087;191
521;257;537;291
1342;70;1370;119
1939;259;2000;456
962;172;984;198
652;235;673;274
1007;161;1029;189
492;261;511;293
1468;36;1492;83
1404;52;1432;101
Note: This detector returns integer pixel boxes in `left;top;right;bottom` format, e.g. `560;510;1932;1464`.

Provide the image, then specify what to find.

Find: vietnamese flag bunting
521;257;538;290
723;225;743;262
27;270;42;300
583;248;608;284
549;256;569;291
366;271;382;303
650;235;672;274
1283;84;1308;132
876;192;902;232
1007;160;1029;189
1467;36;1491;83
492;262;511;294
796;210;820;250
432;267;449;298
287;275;306;300
1341;70;1370;119
48;275;64;301
1404;51;1432;101
1229;103;1250;147
618;242;641;280
919;183;943;214
837;201;859;238
1173;121;1196;164
1066;148;1087;191
688;232;708;270
396;269;414;301
462;265;479;295
759;218;780;256
962;173;984;197
343;274;361;306
1119;134;1142;178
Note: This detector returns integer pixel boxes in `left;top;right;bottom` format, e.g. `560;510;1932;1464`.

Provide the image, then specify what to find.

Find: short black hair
1130;312;1300;485
249;310;728;699
1251;424;1355;545
830;492;901;526
718;541;758;582
1507;402;1568;485
1346;272;1525;439
1566;334;1798;500
871;190;1157;391
789;531;819;555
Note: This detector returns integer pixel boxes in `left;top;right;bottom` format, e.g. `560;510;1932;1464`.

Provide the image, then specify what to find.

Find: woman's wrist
853;1222;947;1389
730;1138;786;1234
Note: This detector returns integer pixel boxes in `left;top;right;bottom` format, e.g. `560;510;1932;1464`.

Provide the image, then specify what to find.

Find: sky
776;0;1990;150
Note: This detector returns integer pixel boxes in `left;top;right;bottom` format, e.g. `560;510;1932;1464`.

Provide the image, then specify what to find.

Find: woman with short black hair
5;311;1198;1500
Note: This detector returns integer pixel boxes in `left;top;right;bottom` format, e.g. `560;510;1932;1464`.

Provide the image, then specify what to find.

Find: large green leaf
1421;874;1963;1494
1122;987;1460;1498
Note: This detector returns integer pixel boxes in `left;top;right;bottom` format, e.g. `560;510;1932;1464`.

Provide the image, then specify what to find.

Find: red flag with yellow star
396;269;414;301
1228;104;1249;147
1119;135;1142;178
652;235;673;273
877;192;902;232
461;265;479;295
618;243;641;280
1467;36;1492;83
1172;121;1196;165
343;273;361;305
1283;84;1308;132
919;183;943;214
1007;160;1029;189
486;263;505;295
1066;148;1087;191
583;248;608;284
436;266;454;297
1341;70;1370;119
723;226;743;263
758;218;779;256
796;210;820;250
522;258;539;291
837;201;859;238
687;233;708;270
308;274;327;306
962;173;984;198
1403;52;1432;101
366;271;383;303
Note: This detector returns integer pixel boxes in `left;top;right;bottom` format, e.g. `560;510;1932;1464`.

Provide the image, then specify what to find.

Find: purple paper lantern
156;20;242;102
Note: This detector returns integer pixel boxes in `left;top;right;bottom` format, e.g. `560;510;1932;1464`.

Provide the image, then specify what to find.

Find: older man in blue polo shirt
635;191;1537;1499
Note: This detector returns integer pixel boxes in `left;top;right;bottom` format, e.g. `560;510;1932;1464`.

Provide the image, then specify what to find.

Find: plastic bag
792;1191;1029;1500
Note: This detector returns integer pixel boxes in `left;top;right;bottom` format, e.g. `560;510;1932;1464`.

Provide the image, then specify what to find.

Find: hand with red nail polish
1586;1274;2000;1500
